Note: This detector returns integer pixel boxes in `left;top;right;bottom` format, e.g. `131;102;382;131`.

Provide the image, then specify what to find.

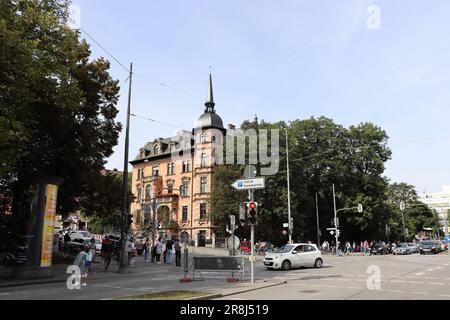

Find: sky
71;0;450;194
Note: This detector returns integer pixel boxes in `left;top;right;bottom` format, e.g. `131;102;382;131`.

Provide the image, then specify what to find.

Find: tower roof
196;73;224;130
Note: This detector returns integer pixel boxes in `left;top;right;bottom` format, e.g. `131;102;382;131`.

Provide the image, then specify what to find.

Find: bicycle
0;252;15;268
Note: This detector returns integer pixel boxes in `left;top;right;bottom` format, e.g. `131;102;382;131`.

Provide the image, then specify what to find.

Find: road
1;252;449;300
217;253;450;300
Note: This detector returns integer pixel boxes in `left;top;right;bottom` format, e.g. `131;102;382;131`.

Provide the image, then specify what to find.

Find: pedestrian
127;237;136;267
101;236;113;272
89;237;97;263
166;238;174;264
155;238;162;264
174;238;182;267
73;245;89;287
143;238;149;262
163;241;167;264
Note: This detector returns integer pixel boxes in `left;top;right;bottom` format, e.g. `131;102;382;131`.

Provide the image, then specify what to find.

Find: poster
40;184;58;267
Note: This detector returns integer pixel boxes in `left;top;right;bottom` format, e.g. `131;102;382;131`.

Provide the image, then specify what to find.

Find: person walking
101;236;113;272
73;245;89;287
174;239;182;267
143;238;150;262
89;238;97;263
155;238;162;264
127;238;136;267
166;238;174;264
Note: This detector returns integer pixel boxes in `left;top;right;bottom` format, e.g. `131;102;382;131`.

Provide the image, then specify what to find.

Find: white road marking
337;278;350;281
390;280;406;283
387;289;405;293
437;294;450;298
412;292;429;295
414;272;424;276
429;283;444;285
409;281;424;284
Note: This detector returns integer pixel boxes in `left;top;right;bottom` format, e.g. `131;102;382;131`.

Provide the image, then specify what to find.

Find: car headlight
431;246;436;249
274;254;282;259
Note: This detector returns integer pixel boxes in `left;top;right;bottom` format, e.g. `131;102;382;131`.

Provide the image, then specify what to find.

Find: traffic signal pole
119;63;133;273
249;189;255;285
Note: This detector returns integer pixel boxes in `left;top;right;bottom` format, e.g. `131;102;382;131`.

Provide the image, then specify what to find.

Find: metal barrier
188;256;247;281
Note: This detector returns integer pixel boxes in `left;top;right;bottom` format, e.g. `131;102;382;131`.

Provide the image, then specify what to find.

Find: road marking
412;292;429;295
429;283;444;286
387;289;405;293
337;278;350;281
437;293;450;298
390;280;406;283
310;284;325;287
414;272;424;276
409;281;424;284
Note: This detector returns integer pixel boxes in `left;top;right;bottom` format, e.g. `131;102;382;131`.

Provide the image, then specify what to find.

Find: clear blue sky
72;0;450;194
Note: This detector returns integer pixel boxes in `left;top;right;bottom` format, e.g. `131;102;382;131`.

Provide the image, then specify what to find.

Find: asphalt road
217;253;450;300
1;253;449;300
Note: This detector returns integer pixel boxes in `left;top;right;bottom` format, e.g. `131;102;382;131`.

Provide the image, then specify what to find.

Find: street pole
285;129;292;244
401;210;406;242
333;183;338;256
119;62;133;273
249;189;255;285
315;192;320;247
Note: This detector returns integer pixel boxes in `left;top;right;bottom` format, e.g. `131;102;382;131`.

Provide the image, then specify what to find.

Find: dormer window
154;145;159;154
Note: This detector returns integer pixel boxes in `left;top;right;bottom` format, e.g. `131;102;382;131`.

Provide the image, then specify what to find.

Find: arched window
145;185;152;200
200;134;206;143
154;145;159;154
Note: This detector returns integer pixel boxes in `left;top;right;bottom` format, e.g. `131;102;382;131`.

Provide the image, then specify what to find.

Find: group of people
321;240;376;255
148;237;183;266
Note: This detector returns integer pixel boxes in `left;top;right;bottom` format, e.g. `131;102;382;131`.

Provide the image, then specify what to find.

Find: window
201;153;207;167
184;140;190;150
167;163;175;175
137;169;143;181
200;203;207;219
167;183;173;194
136;210;141;225
182;206;188;222
180;180;189;197
200;134;206;143
169;144;174;152
182;160;190;173
137;187;142;202
152;166;159;177
154;145;159;154
200;177;207;194
212;135;216;142
145;185;152;200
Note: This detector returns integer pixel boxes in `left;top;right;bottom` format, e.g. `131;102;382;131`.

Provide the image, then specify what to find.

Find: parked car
407;242;419;254
393;243;411;255
419;240;439;254
69;230;92;241
370;242;389;255
64;238;89;258
95;239;102;255
263;243;323;270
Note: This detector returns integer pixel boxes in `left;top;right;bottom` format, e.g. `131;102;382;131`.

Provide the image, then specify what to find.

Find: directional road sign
231;177;265;190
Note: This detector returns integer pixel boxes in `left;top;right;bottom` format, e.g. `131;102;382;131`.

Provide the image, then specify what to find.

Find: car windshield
396;245;408;249
422;241;434;246
79;231;91;237
275;245;294;253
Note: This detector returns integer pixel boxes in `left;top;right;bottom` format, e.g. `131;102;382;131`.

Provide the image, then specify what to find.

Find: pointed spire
205;72;215;112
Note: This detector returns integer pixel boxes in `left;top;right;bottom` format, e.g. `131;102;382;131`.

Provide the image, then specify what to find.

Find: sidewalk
0;246;264;289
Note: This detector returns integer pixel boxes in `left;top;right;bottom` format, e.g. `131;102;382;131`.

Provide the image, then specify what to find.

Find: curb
184;280;287;300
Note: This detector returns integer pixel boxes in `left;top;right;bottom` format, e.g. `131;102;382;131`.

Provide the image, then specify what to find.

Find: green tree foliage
0;1;122;222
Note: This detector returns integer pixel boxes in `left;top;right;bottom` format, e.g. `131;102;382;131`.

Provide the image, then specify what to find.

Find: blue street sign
444;235;450;243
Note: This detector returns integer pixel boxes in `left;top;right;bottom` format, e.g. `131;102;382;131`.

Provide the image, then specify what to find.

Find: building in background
130;74;229;247
418;185;450;234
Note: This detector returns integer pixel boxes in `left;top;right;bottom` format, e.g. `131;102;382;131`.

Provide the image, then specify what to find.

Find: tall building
418;185;450;233
129;74;227;247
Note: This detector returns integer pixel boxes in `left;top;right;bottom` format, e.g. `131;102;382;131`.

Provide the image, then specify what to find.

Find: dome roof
196;111;224;130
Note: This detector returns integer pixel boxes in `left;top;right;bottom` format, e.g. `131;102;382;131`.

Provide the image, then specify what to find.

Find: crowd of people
71;235;185;287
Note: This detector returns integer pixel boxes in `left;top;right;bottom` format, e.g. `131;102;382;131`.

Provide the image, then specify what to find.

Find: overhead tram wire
69;17;255;120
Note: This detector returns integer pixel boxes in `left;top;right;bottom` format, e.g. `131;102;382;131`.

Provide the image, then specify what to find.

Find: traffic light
157;221;161;229
247;201;258;224
126;214;133;228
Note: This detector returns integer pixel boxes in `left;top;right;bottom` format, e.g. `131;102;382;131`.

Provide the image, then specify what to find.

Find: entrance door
198;230;206;247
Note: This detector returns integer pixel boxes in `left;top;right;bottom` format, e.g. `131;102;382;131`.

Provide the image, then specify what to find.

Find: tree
0;1;122;224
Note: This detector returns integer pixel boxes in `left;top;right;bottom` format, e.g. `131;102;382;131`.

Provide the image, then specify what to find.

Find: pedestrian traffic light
247;201;258;224
126;214;133;228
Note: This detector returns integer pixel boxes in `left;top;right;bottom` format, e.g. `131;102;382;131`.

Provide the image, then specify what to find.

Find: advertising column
13;176;63;279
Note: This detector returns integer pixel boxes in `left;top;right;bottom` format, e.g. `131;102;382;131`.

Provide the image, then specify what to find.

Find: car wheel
281;260;291;271
314;258;323;268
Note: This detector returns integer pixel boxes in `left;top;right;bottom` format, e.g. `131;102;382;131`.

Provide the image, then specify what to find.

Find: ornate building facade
129;74;227;246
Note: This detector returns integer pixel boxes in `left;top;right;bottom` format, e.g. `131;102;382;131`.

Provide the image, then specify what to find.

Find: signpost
231;178;265;190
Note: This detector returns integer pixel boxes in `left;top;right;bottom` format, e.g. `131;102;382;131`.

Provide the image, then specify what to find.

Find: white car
69;231;92;241
263;243;323;270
